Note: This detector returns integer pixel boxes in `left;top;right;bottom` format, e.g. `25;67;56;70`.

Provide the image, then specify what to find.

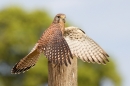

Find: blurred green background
0;7;121;86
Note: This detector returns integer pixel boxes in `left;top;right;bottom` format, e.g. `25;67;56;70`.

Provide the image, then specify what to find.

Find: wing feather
64;26;109;64
38;27;73;66
11;43;41;74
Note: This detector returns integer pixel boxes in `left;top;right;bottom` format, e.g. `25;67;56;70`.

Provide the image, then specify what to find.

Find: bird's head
53;13;66;23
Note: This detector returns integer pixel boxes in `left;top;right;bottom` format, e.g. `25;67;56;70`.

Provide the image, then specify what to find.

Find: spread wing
38;26;73;66
11;43;41;74
64;26;109;64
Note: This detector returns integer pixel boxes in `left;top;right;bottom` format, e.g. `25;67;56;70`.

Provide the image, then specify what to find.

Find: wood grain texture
48;56;77;86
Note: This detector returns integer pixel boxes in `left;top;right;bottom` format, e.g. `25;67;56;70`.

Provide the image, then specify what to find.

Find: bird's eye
57;16;60;18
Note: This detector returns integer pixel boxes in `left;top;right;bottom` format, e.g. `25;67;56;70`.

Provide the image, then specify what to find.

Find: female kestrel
11;14;109;74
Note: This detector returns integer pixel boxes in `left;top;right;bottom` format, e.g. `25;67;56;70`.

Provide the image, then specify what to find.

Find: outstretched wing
38;26;73;66
11;43;41;74
64;26;109;64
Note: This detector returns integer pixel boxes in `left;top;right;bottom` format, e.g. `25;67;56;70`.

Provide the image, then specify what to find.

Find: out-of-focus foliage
0;7;121;86
78;60;121;86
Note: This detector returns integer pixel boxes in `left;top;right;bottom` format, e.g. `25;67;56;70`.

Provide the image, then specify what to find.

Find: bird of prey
11;14;109;74
11;13;73;74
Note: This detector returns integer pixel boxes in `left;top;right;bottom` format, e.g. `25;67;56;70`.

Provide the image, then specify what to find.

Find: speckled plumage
11;15;109;74
11;14;73;74
64;26;109;64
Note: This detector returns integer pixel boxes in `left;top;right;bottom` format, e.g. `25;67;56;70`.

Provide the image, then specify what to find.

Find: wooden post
48;57;77;86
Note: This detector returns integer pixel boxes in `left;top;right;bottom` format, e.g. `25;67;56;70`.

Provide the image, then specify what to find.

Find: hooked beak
63;19;65;23
60;15;66;23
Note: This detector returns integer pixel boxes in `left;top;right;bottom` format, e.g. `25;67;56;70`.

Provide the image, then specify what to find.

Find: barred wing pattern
64;26;109;64
11;43;40;74
39;28;73;66
11;14;73;74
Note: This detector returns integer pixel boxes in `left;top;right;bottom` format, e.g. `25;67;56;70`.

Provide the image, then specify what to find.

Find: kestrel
11;14;109;74
11;13;73;74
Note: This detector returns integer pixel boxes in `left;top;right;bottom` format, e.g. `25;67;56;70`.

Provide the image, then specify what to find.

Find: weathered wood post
48;57;77;86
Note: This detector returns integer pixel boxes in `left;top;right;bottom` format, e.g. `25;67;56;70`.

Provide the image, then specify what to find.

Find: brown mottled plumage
11;14;73;74
11;14;109;74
